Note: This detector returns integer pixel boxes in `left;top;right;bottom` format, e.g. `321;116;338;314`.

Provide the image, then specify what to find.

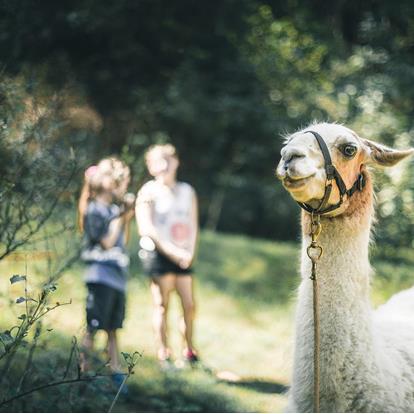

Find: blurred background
1;0;414;412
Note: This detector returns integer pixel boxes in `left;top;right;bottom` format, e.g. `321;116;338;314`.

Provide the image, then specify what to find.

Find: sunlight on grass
1;230;414;412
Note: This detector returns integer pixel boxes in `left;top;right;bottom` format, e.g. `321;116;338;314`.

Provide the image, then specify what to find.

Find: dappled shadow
223;378;288;395
117;373;249;413
0;324;253;413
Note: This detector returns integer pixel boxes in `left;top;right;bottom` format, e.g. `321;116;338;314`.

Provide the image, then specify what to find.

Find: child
78;158;134;384
135;144;199;368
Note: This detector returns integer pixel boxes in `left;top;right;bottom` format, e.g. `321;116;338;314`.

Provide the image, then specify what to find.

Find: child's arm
122;209;135;245
187;191;199;266
100;217;125;250
135;197;191;265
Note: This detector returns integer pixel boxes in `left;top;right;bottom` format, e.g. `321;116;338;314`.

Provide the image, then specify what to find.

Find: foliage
1;0;414;244
0;75;96;260
0;274;139;413
0;74;137;411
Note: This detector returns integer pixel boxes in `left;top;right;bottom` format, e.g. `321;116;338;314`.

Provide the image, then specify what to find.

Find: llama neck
301;182;374;307
292;172;378;411
300;170;374;311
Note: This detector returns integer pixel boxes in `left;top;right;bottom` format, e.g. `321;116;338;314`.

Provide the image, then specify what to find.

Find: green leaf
10;275;26;284
121;352;131;363
18;314;26;320
15;297;36;304
43;282;57;293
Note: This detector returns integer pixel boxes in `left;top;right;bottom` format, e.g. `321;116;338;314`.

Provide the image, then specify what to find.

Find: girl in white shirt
135;144;199;367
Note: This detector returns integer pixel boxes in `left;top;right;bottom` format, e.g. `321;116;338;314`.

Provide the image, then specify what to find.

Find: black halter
297;130;366;215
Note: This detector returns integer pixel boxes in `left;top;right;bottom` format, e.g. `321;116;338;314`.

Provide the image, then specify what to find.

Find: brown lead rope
307;213;323;413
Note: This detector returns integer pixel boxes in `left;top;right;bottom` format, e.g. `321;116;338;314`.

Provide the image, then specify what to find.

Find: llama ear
362;139;414;167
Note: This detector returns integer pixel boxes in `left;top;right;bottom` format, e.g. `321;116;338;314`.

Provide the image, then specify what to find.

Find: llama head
276;122;413;213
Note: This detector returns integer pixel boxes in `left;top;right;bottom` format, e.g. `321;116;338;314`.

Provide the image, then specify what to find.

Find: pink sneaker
183;349;199;366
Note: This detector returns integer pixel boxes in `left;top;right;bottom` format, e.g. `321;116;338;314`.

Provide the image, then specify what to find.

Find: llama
276;122;414;412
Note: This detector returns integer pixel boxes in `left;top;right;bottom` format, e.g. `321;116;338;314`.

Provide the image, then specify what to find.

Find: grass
1;229;414;412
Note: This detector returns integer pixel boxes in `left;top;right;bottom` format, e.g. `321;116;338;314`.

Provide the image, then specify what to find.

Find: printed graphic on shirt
170;222;191;246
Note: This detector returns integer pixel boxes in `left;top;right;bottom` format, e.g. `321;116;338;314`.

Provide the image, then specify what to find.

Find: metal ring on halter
310;221;322;241
307;243;323;261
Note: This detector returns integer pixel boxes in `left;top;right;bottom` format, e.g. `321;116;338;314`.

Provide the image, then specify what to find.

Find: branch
16;322;41;393
0;162;78;261
62;337;77;380
108;351;141;413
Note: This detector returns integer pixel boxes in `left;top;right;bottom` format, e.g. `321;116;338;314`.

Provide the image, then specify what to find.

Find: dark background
2;0;414;245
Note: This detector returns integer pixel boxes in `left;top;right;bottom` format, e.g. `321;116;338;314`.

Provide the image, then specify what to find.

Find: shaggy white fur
276;123;414;412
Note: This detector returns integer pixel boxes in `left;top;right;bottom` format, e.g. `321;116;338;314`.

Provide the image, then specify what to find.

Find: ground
1;230;413;412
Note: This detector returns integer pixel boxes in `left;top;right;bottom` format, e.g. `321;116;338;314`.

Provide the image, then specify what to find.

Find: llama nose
283;149;305;169
277;147;307;180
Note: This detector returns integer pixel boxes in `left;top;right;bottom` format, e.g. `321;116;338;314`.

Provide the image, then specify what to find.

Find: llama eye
339;144;357;158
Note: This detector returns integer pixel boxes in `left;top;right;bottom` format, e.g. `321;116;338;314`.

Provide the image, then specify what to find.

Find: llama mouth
283;174;315;189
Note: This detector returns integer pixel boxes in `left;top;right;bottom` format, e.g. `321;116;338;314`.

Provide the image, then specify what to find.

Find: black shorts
138;248;193;278
86;283;126;332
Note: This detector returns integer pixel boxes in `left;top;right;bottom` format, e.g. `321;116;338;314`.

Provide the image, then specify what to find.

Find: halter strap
297;130;366;215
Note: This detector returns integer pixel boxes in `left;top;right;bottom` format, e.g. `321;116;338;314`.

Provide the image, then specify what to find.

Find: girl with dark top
135;144;199;368
78;158;134;381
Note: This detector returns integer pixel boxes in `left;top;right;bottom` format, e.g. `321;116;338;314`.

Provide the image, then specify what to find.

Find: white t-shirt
137;180;195;250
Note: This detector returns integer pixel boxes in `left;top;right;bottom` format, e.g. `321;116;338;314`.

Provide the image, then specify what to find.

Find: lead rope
306;213;323;413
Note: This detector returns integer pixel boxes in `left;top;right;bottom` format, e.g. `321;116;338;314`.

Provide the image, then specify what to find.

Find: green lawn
1;230;413;412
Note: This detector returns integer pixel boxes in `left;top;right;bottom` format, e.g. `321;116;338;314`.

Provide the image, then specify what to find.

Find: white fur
279;123;414;412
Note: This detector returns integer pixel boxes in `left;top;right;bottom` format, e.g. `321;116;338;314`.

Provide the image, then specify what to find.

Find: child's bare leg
150;274;175;360
175;275;195;352
107;330;121;372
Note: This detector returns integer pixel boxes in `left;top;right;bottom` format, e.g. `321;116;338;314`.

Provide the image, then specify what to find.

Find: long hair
77;165;98;233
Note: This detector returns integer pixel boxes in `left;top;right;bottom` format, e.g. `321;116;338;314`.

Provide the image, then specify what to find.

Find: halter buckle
325;165;335;180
